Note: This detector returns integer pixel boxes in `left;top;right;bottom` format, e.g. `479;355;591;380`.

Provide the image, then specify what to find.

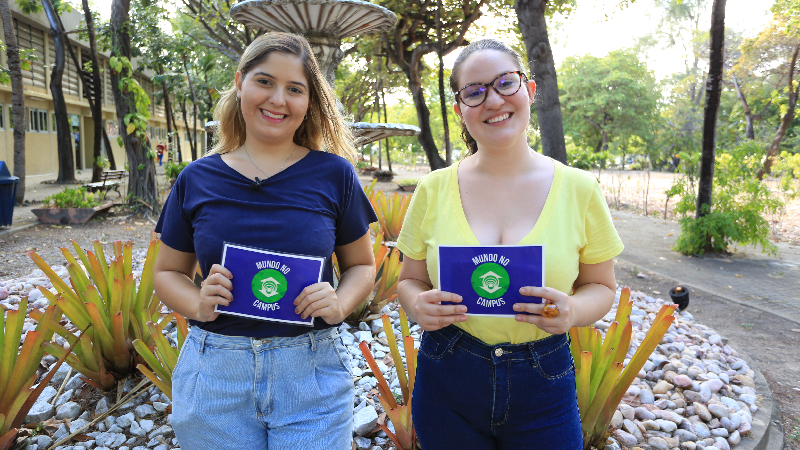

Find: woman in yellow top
396;39;624;449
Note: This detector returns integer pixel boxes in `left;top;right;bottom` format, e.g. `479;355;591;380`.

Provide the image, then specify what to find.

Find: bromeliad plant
368;191;410;242
1;301;77;450
346;233;403;322
358;308;418;450
569;287;677;450
132;313;188;401
27;237;166;391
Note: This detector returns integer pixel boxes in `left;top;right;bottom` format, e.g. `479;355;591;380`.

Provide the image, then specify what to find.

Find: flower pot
32;203;114;225
669;286;690;311
397;184;417;192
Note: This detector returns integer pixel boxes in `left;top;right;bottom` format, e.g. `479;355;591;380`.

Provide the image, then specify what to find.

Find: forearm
397;278;431;324
568;282;616;328
154;271;202;320
335;264;376;317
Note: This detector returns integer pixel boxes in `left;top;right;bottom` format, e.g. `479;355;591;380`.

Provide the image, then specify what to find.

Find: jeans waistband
431;325;568;363
187;326;339;353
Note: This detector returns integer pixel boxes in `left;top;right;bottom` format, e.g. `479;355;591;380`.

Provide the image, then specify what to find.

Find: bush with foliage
396;177;420;187
164;161;189;183
44;187;101;209
568;148;611;171
669;142;784;255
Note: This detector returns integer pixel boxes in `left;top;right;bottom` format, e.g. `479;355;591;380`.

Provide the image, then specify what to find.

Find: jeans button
495;348;504;357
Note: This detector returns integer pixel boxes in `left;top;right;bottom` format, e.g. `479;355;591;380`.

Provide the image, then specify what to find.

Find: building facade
0;4;205;178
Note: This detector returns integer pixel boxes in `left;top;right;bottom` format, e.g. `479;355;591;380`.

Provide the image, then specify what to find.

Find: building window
29;108;48;132
0;103;4;130
52;112;57;133
106;119;119;137
7;106;12;129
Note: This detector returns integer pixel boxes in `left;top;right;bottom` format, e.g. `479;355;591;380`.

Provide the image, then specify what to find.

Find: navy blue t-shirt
155;150;377;338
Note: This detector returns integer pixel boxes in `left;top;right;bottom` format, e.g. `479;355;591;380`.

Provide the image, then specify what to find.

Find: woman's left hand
294;282;345;324
513;286;575;335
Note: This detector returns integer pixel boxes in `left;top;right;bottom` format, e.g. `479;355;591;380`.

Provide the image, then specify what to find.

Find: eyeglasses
456;71;528;107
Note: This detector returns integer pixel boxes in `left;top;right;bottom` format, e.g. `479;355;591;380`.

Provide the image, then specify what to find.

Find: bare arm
397;256;467;331
153;244;233;322
294;232;376;324
513;259;617;334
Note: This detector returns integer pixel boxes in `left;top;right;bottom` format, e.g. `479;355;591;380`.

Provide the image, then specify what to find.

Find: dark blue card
438;245;544;317
215;243;325;326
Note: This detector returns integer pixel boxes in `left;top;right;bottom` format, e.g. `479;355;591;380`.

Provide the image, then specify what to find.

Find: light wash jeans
171;326;355;449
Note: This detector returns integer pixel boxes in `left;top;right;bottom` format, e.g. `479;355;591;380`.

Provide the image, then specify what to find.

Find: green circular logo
470;262;510;299
251;269;288;303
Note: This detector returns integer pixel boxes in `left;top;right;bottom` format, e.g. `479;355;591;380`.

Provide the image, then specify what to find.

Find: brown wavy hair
449;39;527;155
209;32;355;159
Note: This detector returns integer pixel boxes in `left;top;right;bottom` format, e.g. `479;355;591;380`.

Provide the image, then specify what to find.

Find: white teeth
261;109;286;119
487;113;510;124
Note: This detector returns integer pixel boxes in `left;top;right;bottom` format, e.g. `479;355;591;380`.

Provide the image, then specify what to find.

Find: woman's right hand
197;264;233;322
414;290;468;331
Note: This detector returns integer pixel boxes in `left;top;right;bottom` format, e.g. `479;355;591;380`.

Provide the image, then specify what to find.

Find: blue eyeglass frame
455;71;529;107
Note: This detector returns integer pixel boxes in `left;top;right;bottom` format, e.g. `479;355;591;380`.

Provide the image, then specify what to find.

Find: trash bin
0;161;20;227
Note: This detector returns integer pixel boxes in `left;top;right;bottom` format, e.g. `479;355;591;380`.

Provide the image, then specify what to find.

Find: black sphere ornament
669;286;690;311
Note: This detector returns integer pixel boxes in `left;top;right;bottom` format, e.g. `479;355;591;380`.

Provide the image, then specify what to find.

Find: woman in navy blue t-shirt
154;33;377;449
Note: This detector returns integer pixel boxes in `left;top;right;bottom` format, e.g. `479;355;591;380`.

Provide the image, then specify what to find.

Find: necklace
244;143;298;189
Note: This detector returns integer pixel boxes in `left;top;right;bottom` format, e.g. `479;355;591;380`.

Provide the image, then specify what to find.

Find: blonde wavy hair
209;32;356;159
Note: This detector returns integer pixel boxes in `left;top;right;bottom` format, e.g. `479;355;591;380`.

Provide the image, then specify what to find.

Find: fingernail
295;309;299;314
513;304;521;311
457;296;463;301
519;287;525;294
460;306;467;312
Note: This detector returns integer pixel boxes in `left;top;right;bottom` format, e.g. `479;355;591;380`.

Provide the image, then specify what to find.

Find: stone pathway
1;262;775;450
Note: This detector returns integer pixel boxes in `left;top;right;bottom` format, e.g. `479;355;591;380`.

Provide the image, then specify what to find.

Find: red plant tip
621;286;631;294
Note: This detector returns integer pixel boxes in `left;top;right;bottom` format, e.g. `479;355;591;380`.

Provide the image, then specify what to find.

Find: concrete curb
618;256;785;450
0;221;40;237
740;348;784;450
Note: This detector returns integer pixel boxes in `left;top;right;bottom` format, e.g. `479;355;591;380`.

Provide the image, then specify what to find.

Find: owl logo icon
251;269;288;303
478;271;503;294
259;277;281;298
470;262;510;300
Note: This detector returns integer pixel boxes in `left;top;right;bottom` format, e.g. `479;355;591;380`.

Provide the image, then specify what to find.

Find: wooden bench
83;170;126;197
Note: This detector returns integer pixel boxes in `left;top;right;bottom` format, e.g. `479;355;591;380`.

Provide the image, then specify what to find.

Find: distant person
153;32;377;449
156;143;165;165
396;38;624;449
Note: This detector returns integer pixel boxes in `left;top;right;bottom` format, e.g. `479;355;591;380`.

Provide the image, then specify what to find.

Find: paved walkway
611;210;800;325
3;170;799;326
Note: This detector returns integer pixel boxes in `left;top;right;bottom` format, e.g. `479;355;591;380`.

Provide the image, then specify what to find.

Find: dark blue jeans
412;326;582;450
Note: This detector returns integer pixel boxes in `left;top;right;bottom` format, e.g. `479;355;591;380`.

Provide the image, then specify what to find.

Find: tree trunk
515;0;568;164
436;0;452;166
730;73;755;140
160;77;174;160
408;58;446;170
1;0;26;203
60;13;114;176
179;98;194;160
78;0;105;182
696;0;726;223
42;0;76;183
381;86;392;173
110;0;159;214
183;57;199;160
757;43;799;180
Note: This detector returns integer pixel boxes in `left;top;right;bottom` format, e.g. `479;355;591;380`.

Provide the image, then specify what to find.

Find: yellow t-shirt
396;158;624;345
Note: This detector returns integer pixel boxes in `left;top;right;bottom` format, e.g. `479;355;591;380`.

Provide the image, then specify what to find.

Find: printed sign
438;245;544;317
215;243;325;326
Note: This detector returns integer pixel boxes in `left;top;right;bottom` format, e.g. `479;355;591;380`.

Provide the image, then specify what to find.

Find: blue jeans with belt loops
171;326;355;450
412;325;582;450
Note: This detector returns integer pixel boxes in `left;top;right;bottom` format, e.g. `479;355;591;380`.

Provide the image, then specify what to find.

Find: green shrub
396;177;420;186
164;161;189;182
670;142;783;256
44;187;101;208
568;148;610;171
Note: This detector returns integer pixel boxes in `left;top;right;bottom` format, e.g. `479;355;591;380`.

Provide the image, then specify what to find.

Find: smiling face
453;50;536;152
235;52;310;146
